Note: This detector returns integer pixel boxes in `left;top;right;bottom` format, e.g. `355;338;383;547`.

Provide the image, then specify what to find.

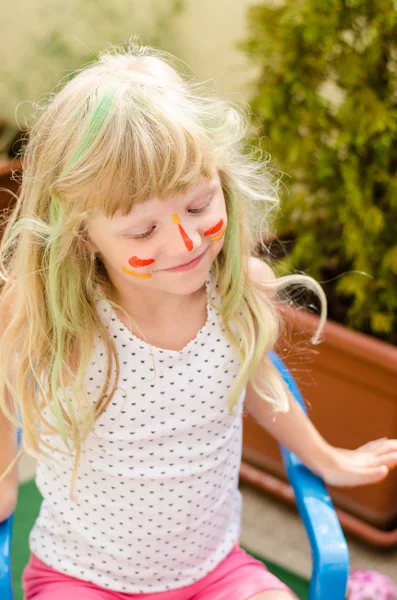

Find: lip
161;248;207;272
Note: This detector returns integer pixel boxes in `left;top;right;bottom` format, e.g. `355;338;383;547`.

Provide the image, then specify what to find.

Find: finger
351;450;397;470
356;438;389;452
346;466;389;487
374;440;397;457
371;452;397;469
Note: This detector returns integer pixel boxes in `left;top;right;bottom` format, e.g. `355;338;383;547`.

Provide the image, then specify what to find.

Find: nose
166;213;202;257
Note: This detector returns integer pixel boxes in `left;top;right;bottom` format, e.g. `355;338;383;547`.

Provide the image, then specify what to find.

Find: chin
159;267;211;296
177;280;207;296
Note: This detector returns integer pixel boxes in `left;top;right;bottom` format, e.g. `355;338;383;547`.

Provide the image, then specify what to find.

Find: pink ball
346;569;397;599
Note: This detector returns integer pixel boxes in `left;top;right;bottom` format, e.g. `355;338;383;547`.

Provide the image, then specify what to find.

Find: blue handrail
269;350;350;599
0;515;13;600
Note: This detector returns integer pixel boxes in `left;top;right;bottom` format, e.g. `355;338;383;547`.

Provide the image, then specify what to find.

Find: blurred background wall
0;0;262;125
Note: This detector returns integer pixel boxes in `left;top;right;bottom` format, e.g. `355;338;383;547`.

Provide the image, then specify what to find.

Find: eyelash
131;199;212;240
132;227;156;240
188;198;212;215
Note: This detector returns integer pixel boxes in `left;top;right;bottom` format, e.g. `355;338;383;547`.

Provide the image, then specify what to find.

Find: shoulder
248;256;276;283
248;256;277;298
0;283;19;402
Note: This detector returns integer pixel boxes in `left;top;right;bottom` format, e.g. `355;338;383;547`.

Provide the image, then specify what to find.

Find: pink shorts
22;544;296;600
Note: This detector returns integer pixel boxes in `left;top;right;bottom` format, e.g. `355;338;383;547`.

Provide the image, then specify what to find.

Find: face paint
128;256;155;267
122;255;155;278
122;267;152;279
172;214;193;252
208;230;225;242
204;218;226;242
204;219;224;236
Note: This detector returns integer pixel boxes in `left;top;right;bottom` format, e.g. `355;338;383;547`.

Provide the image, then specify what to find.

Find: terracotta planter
241;306;397;545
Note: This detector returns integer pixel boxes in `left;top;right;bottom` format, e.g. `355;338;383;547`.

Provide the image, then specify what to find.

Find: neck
102;279;207;326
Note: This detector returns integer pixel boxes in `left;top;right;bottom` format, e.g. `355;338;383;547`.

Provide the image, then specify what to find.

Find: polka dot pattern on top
29;277;246;593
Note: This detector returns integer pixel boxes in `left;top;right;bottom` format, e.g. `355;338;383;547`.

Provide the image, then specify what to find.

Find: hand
315;438;397;487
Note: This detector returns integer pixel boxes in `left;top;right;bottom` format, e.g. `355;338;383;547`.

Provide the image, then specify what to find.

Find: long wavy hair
0;41;326;497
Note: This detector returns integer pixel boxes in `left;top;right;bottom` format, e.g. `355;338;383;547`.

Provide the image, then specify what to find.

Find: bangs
61;84;218;218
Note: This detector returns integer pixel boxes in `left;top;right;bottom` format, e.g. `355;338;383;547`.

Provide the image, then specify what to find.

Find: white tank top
29;277;246;593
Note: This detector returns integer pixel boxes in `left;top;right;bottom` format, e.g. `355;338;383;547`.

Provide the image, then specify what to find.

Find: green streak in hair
44;89;116;451
62;89;115;176
47;197;73;450
222;192;243;314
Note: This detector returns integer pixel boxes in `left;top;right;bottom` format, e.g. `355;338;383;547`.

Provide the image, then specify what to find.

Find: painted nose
170;213;199;254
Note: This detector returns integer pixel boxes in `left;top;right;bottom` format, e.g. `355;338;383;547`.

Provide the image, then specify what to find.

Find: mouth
161;248;208;272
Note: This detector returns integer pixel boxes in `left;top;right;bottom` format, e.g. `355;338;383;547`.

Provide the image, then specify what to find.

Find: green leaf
383;245;397;274
371;313;394;335
241;0;397;342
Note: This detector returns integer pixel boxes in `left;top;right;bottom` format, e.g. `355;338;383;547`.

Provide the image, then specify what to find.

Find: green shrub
240;0;397;344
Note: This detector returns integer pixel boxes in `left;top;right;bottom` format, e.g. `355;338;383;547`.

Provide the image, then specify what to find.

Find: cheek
203;217;227;243
121;249;156;280
128;256;155;267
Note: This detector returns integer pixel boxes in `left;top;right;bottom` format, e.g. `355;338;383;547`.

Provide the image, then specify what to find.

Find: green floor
11;480;309;600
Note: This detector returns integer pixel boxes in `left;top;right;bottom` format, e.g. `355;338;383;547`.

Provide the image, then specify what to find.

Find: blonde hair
0;41;326;498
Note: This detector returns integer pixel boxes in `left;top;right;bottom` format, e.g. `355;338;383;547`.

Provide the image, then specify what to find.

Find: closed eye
129;226;156;239
188;198;212;214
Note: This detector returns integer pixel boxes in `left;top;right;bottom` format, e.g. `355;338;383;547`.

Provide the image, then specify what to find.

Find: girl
0;41;396;600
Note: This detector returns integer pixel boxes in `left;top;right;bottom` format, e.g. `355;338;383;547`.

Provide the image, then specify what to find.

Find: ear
84;239;99;253
78;235;99;255
81;227;99;254
79;220;99;254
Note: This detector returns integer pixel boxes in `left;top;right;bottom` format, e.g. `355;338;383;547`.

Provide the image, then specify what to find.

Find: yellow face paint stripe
122;266;152;279
210;230;226;242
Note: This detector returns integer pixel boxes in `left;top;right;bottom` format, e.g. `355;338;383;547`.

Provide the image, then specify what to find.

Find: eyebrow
117;221;154;234
115;181;216;233
192;180;216;197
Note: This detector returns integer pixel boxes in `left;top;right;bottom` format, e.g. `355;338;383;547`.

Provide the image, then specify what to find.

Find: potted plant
238;0;397;545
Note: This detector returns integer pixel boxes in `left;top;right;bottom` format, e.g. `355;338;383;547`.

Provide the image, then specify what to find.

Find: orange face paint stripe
171;213;193;252
122;266;152;279
128;256;155;267
209;230;226;242
179;225;194;251
204;219;224;237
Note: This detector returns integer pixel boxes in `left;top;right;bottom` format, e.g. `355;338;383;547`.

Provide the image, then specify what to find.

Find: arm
246;352;397;486
0;285;19;522
247;257;397;487
246;375;331;475
0;410;18;522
